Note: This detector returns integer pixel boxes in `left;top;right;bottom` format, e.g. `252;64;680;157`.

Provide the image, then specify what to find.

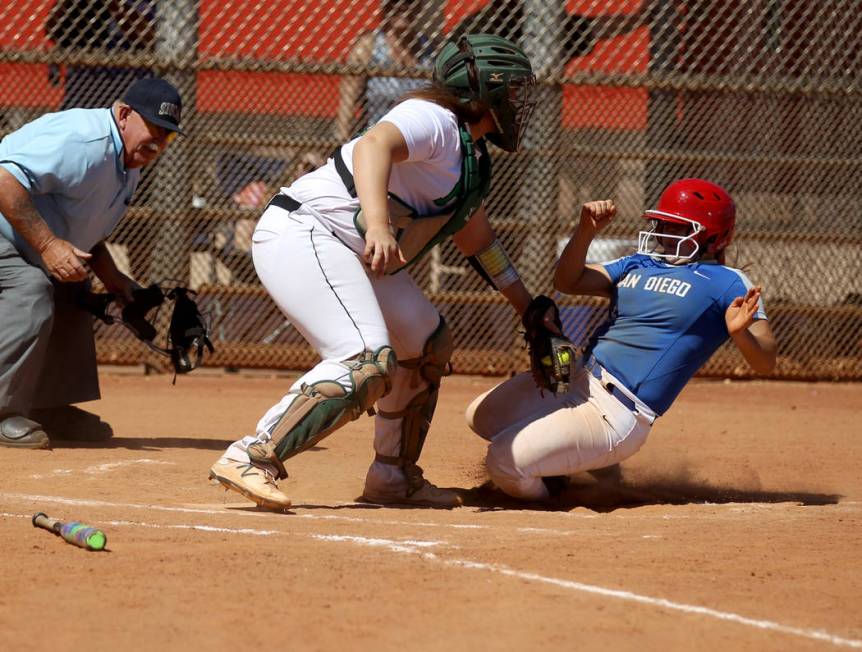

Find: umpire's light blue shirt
0;107;140;264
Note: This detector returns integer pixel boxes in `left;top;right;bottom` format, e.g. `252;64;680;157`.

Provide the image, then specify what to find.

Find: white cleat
209;457;291;512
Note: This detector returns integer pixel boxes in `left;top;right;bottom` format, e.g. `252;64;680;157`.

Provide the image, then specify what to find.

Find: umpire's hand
39;237;92;282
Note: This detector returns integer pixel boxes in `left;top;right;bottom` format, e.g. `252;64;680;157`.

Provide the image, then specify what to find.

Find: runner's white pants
224;202;441;487
466;365;656;500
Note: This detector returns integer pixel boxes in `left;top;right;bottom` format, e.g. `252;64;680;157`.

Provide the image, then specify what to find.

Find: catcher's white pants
223;202;440;487
466;364;656;500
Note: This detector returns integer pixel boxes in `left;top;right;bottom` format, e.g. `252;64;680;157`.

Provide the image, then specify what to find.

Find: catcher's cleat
361;464;462;508
0;415;50;449
209;457;291;511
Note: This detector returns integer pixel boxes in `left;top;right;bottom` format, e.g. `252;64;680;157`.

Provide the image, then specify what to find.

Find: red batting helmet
638;178;736;261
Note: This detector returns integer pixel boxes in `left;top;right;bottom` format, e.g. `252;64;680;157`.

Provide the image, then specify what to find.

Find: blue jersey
589;254;767;415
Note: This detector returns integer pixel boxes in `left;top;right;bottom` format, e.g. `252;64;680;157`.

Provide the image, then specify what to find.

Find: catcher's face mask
82;284;214;383
486;73;537;153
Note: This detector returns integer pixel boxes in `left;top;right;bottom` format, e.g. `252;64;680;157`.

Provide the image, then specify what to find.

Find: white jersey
282;99;465;254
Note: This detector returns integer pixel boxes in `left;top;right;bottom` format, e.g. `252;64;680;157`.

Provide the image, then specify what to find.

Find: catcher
467;182;777;500
209;34;540;510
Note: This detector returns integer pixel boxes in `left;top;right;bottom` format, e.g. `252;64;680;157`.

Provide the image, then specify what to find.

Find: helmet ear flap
703;233;718;253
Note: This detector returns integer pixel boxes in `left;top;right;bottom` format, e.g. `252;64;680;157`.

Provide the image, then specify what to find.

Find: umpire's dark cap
123;77;184;135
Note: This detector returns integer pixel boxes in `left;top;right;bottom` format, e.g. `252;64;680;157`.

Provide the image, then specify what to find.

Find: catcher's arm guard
522;295;580;395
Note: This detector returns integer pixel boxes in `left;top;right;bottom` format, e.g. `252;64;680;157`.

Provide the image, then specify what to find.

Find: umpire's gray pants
0;235;99;416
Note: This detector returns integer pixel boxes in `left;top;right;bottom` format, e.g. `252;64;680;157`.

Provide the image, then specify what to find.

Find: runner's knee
465;390;495;440
485;439;549;501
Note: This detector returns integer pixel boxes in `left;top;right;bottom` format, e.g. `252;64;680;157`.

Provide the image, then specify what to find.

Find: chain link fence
1;0;860;379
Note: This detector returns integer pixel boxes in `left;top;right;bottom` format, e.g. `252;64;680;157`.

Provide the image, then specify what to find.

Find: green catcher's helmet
433;33;536;152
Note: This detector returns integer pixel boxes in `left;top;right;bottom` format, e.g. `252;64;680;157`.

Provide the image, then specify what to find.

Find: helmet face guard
637;211;704;262
434;34;536;152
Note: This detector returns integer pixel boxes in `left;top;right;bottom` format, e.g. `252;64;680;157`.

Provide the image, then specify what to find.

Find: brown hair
398;83;488;125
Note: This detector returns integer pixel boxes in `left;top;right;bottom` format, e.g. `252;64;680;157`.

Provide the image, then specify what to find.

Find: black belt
268;145;354;212
587;360;637;412
267;193;302;212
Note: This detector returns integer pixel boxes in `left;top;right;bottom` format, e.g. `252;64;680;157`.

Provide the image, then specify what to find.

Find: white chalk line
5;511;447;554
432;556;862;649
0;492;593;536
1;492;856;541
4;506;859;648
0;491;764;538
4;512;281;537
313;534;447;554
30;459;175;480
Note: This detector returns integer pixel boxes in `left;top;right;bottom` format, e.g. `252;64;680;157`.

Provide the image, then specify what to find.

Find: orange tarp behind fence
1;0;648;129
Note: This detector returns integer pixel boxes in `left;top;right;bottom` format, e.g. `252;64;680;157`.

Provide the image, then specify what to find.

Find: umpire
0;77;183;449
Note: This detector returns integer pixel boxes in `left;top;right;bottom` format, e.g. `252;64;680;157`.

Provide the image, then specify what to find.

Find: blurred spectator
451;1;652;61
45;0;156;110
232;181;268;210
334;0;437;142
198;150;326;284
216;154;288;211
215;151;326;211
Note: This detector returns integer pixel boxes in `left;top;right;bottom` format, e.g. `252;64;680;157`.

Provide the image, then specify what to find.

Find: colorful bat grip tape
60;522;107;551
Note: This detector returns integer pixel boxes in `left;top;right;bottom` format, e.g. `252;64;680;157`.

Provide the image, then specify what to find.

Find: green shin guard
248;347;395;479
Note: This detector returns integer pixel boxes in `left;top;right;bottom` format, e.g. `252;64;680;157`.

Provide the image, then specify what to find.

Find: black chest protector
344;126;492;275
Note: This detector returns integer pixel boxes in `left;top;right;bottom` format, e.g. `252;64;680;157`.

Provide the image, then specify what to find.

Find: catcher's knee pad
248;346;396;478
407;315;454;387
377;317;453;466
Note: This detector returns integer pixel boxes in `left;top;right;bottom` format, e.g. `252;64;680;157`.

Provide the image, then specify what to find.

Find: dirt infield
1;370;860;651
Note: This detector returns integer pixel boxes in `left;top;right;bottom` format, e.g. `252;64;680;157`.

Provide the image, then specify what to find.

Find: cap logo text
159;102;180;121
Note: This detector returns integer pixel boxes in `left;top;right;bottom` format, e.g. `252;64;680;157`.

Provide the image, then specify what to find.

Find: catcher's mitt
522;295;580;395
81;283;214;381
